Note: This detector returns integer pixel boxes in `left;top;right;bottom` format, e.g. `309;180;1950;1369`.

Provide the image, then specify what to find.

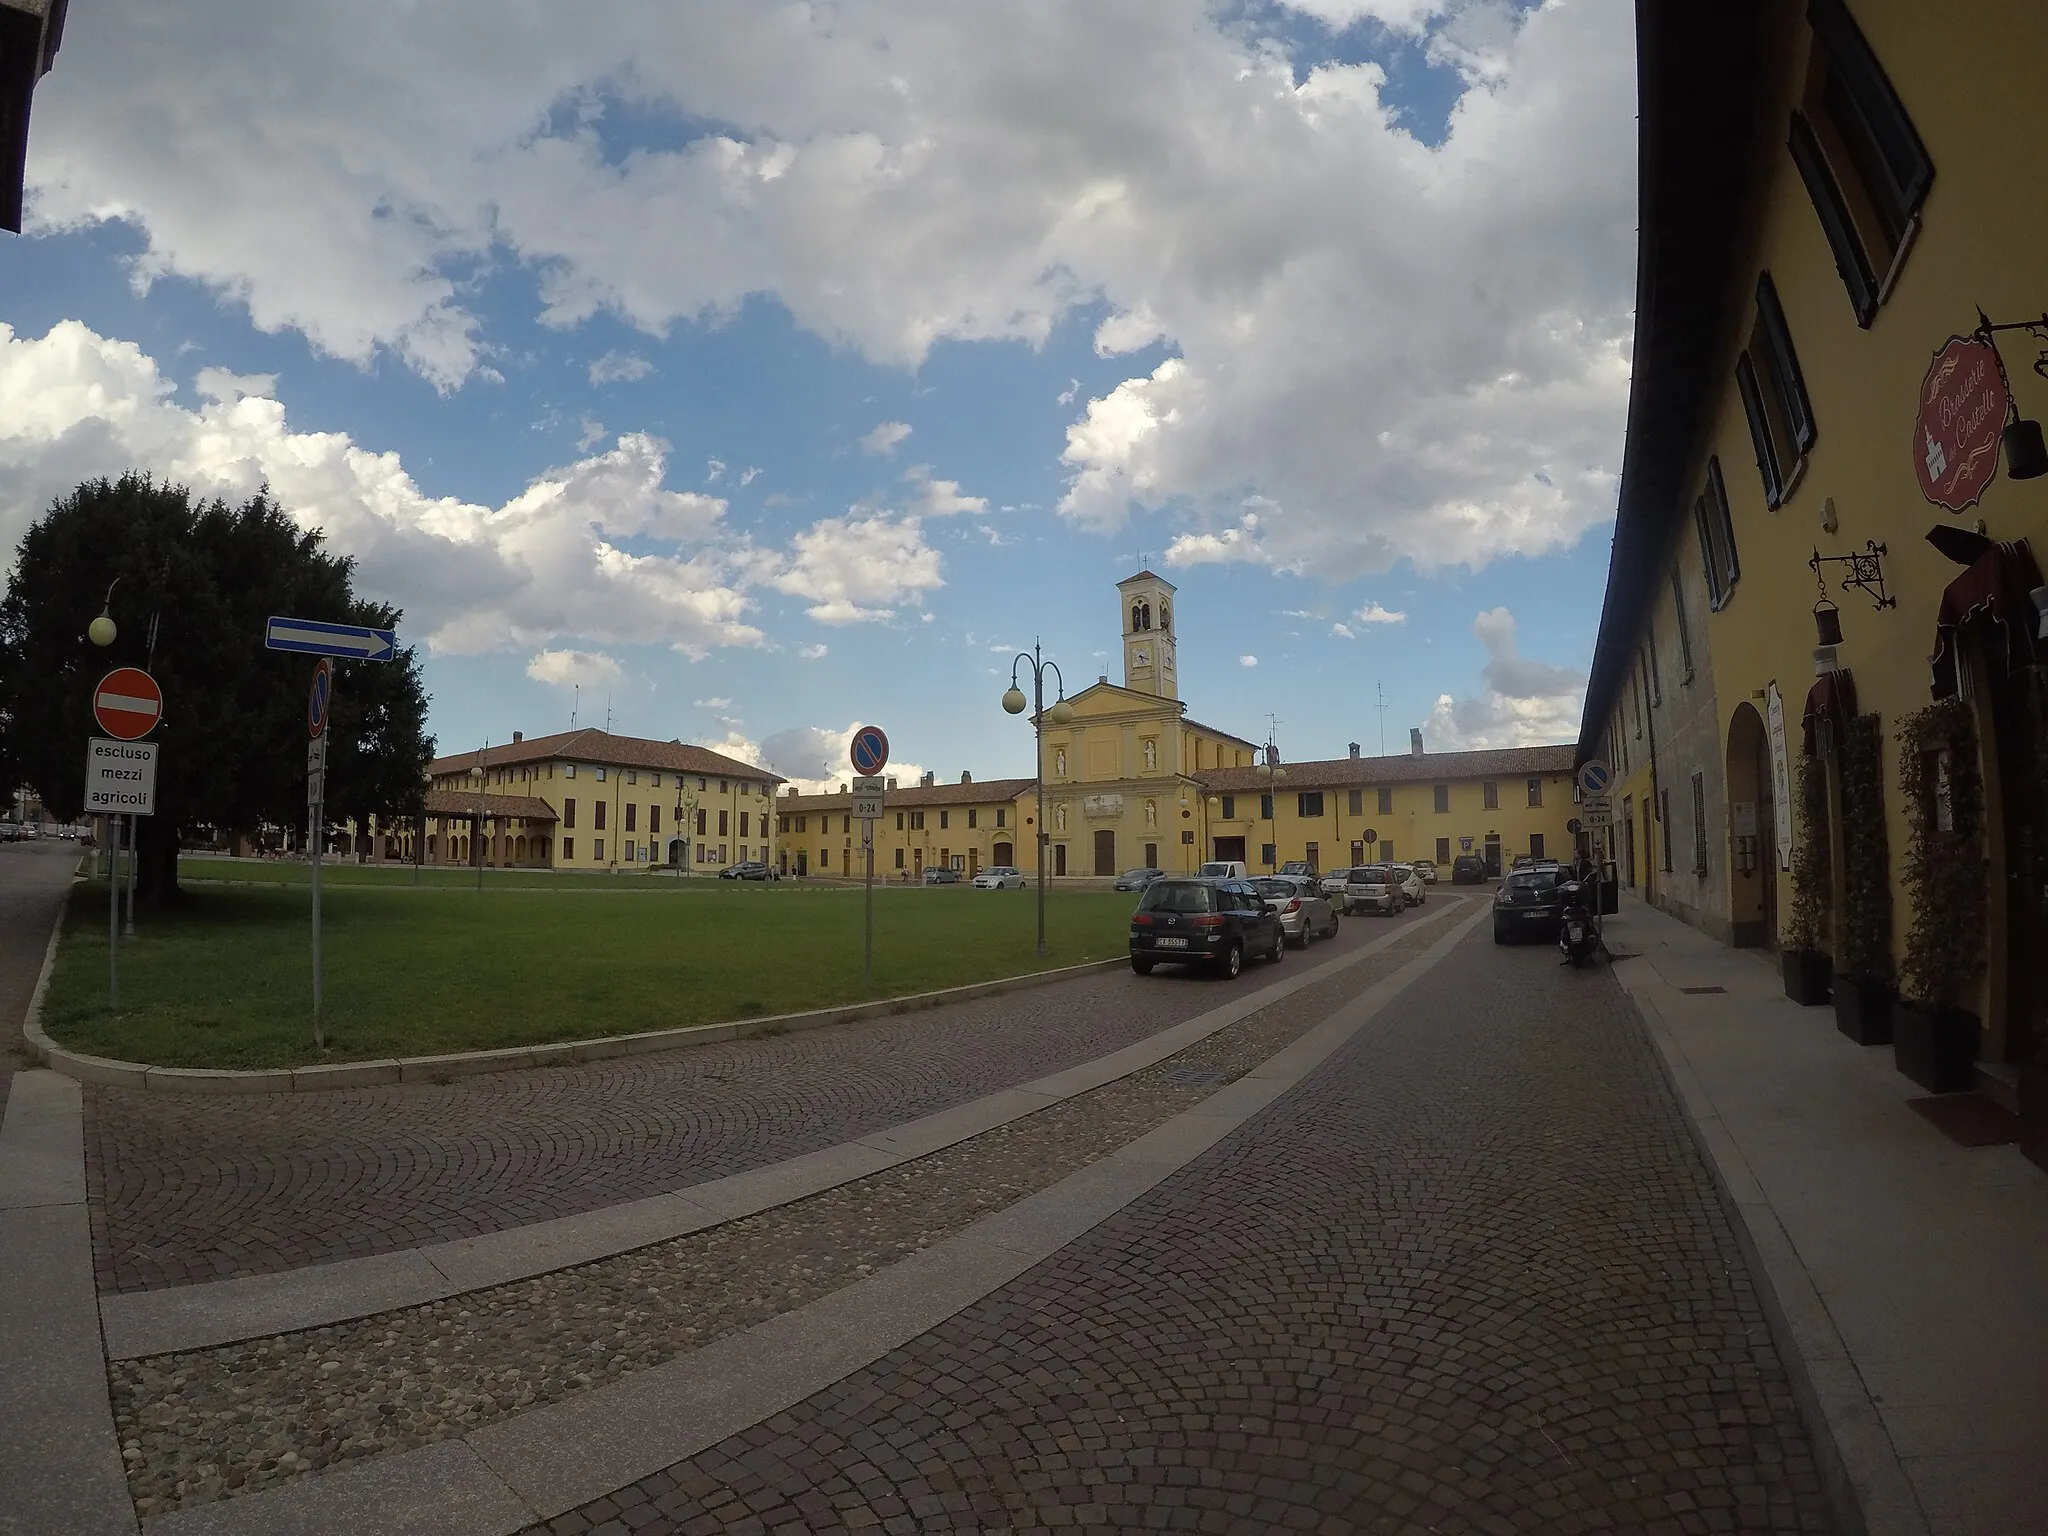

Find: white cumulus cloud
19;0;1634;575
1420;606;1585;749
1355;602;1408;625
771;513;942;624
859;421;912;456
1239;654;1258;668
588;351;654;385
526;649;624;690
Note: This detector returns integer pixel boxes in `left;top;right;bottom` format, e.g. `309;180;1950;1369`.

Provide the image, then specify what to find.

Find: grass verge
42;881;1137;1070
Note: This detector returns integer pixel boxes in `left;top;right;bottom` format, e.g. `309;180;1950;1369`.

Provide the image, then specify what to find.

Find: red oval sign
93;667;163;740
1914;334;2009;512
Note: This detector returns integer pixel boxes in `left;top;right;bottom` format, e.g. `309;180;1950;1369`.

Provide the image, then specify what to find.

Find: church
776;572;1578;881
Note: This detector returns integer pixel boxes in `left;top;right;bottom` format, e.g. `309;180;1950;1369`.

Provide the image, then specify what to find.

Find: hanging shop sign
1914;334;2008;512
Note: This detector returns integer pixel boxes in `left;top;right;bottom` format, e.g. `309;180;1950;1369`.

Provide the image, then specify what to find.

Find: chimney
1348;742;1360;759
886;776;898;790
960;770;972;783
921;771;935;788
1409;727;1425;757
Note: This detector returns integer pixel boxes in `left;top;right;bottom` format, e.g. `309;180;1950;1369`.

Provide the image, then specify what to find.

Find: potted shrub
1782;753;1833;1005
1893;699;1987;1092
1832;714;1894;1045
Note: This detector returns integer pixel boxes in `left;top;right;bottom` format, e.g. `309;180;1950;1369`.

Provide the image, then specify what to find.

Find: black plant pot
2018;1061;2048;1175
1782;949;1832;1006
1892;1004;1981;1094
1832;973;1893;1045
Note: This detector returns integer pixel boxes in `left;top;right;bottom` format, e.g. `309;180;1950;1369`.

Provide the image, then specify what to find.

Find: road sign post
90;668;163;1001
265;624;398;1052
849;736;889;987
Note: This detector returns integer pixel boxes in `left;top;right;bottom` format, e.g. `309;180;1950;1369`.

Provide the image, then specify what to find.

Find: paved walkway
1607;897;2048;1536
529;914;1833;1535
1;839;79;1068
85;901;1434;1294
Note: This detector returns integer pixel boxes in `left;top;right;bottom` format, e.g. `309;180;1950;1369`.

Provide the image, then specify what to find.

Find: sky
0;0;1634;795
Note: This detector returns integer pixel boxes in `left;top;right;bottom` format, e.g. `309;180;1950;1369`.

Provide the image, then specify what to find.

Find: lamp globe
1001;685;1028;715
1048;698;1076;726
88;614;117;647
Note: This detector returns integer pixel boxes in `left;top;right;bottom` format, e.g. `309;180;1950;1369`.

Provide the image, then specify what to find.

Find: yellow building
778;570;1580;881
1583;0;2048;1095
420;729;783;872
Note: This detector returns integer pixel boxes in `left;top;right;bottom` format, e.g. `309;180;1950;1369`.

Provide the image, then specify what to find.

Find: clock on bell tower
1117;570;1179;701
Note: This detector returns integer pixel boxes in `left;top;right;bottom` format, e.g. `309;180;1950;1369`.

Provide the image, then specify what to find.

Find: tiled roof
427;729;781;783
421;789;558;821
1116;569;1174;587
1180;715;1261;751
779;776;1036;813
1194;744;1578;794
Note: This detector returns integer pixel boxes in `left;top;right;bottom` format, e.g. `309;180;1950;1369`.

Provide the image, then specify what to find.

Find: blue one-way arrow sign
265;615;397;661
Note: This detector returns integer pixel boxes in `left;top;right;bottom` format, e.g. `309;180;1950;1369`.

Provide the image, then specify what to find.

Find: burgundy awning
1929;538;2045;699
1801;669;1858;756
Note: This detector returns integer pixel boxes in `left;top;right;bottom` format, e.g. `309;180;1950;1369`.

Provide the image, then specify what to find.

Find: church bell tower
1117;571;1179;700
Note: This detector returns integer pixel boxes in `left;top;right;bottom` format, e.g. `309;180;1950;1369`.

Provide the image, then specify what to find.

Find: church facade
777;571;1579;880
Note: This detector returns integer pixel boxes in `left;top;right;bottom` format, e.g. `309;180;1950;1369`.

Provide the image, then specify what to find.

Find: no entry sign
93;667;163;740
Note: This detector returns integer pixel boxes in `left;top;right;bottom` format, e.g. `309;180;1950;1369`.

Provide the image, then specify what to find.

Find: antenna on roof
1375;681;1389;757
571;684;579;731
605;694;612;734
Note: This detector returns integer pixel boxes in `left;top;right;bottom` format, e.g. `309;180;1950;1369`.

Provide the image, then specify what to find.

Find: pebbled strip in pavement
533;923;1834;1535
87;906;1423;1294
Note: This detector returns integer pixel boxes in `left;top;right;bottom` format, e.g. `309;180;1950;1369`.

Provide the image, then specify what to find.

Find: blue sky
0;0;1633;791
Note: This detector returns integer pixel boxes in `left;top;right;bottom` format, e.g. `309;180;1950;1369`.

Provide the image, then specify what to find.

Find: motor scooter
1557;877;1600;967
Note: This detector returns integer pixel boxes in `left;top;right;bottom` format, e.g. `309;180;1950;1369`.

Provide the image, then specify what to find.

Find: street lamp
1258;743;1286;872
1002;641;1073;957
88;577;119;647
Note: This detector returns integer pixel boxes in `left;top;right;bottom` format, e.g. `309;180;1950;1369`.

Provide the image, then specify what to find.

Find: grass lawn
175;855;727;892
41;880;1140;1069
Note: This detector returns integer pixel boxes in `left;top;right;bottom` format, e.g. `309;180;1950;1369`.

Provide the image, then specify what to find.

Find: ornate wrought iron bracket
1810;541;1896;611
1975;308;2048;381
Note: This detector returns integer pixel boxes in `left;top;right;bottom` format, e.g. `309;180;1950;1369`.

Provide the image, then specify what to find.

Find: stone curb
1613;947;1924;1536
24;953;1132;1095
101;900;1473;1360
139;901;1487;1535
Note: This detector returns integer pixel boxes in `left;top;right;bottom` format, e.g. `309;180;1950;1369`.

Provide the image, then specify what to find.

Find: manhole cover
1679;985;1726;995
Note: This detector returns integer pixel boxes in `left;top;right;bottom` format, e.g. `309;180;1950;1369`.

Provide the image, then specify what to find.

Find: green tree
0;474;434;899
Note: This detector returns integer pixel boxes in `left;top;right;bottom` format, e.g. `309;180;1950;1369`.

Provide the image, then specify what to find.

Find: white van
1198;860;1251;880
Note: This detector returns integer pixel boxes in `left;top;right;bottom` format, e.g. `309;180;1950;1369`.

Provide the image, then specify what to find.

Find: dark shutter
1708;455;1740;592
1736;352;1785;509
1789;112;1878;326
1694;495;1724;610
1806;0;1933;217
1755;273;1817;453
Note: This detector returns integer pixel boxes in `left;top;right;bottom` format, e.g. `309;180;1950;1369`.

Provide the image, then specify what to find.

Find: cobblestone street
534;921;1831;1536
85;954;1296;1293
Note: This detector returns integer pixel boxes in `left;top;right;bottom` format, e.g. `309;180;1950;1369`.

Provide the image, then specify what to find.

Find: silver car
1252;875;1339;948
1386;863;1426;905
1319;867;1358;913
1343;864;1404;915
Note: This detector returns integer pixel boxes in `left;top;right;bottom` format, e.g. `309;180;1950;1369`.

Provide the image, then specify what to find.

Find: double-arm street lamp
1259;743;1286;872
1001;641;1074;957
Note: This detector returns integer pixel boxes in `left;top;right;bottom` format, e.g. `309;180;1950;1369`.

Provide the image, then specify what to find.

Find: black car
1129;877;1285;979
718;861;775;880
1451;853;1489;884
1493;866;1569;942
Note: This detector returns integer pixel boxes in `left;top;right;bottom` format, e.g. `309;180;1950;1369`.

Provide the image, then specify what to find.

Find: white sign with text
86;737;158;815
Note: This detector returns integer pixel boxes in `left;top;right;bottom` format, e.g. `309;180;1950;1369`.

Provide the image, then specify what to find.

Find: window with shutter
1670;572;1695;681
1693;457;1741;610
1790;0;1931;323
1737;274;1818;508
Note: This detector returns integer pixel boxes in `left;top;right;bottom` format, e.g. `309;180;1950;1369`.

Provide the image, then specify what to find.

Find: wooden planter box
2018;1061;2048;1175
1782;949;1832;1007
1832;974;1893;1046
1892;1004;1981;1094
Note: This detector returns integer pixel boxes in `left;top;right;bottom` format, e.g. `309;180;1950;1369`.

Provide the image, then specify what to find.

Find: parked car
1319;866;1359;913
973;865;1027;889
1129;877;1284;979
1411;859;1438;884
16;822;39;840
1493;865;1569;942
1113;867;1164;891
1343;864;1405;915
1278;860;1317;878
718;861;775;880
922;866;962;884
1197;859;1251;881
1252;874;1339;948
0;822;19;842
1451;853;1489;884
1387;863;1426;905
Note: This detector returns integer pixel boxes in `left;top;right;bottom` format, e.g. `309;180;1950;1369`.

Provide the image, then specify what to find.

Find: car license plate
1525;910;1549;919
1157;937;1189;949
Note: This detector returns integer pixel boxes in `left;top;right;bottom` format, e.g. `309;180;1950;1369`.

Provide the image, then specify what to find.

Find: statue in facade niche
1145;800;1157;828
1055;803;1068;831
1143;739;1157;770
1055;748;1067;777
